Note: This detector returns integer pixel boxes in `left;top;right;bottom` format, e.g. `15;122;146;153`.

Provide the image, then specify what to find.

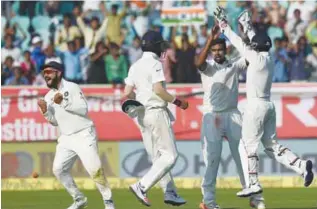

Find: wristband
172;97;182;107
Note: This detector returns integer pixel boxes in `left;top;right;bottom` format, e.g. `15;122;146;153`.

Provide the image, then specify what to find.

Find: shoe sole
237;189;263;198
164;200;187;206
129;186;151;207
304;160;314;187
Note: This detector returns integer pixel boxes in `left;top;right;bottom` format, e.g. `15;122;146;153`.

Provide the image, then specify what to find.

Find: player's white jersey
200;58;247;113
245;52;274;100
43;79;93;135
223;26;274;100
125;52;167;109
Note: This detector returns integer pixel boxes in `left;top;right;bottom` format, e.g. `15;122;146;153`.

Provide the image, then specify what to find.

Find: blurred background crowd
1;0;317;87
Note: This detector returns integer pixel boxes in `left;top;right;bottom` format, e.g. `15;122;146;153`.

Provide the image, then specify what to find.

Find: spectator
161;42;177;83
4;61;29;86
127;36;143;64
63;40;82;83
305;19;317;45
1;56;14;85
306;43;317;81
266;1;286;27
174;33;199;83
55;13;82;52
87;41;108;84
44;43;62;63
3;22;27;48
287;0;316;23
285;9;307;45
76;7;108;54
197;24;208;48
31;36;46;74
173;26;197;49
74;36;90;83
105;42;128;87
288;37;310;81
253;10;270;35
21;50;36;83
1;35;21;63
105;3;128;45
273;38;290;82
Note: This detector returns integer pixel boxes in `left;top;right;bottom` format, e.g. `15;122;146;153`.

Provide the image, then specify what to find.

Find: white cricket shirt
124;52;167;109
200;58;247;113
223;26;274;100
42;79;94;135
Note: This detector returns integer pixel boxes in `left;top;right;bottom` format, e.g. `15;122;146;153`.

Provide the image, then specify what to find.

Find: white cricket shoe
104;200;115;209
199;202;221;209
250;198;266;209
303;160;314;187
129;182;151;207
237;184;263;197
67;197;87;209
164;191;186;206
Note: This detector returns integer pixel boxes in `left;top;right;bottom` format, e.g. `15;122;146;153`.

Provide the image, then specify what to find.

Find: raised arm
214;7;257;62
195;25;220;71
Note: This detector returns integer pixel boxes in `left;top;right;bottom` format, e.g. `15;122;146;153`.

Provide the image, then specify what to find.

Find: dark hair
91;16;100;22
112;4;119;10
211;38;227;49
109;42;119;49
274;37;281;42
63;13;72;19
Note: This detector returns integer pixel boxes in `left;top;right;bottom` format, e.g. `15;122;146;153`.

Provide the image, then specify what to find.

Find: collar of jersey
52;78;66;91
142;52;160;60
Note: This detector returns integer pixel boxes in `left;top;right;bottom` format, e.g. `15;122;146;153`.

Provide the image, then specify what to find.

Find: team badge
64;91;69;97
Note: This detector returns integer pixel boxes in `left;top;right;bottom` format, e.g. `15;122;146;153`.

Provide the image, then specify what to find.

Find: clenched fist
38;99;48;114
179;99;189;110
54;93;63;104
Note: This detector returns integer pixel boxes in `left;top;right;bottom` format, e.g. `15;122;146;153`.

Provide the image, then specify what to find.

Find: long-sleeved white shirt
223;26;274;100
42;79;93;135
200;57;247;113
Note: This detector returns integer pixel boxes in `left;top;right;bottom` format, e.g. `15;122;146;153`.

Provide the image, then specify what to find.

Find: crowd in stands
1;0;317;86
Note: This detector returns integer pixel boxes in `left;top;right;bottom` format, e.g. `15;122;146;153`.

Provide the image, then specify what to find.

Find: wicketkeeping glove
121;99;144;118
213;6;228;32
238;10;255;40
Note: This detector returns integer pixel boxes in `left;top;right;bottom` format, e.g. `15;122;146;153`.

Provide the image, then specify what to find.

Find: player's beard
45;75;59;89
214;56;225;64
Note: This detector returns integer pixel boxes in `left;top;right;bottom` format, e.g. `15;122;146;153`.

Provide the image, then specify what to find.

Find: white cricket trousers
53;126;112;201
137;108;178;192
239;99;305;186
201;109;247;206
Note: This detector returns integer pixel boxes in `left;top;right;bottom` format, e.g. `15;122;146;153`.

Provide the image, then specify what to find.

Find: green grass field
2;188;317;209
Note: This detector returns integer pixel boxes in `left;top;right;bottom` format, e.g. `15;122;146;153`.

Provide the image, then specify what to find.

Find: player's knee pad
264;144;299;166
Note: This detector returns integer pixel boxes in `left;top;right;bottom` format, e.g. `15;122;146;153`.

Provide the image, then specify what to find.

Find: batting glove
213;6;228;32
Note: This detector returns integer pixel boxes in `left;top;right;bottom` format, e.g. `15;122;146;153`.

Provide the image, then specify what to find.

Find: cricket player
213;7;314;198
38;60;115;209
195;26;265;209
122;30;189;207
